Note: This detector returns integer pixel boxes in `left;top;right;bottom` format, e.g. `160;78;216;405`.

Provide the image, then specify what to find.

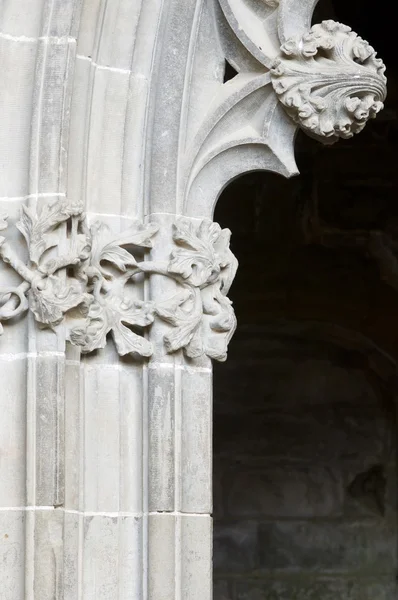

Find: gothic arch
0;1;388;598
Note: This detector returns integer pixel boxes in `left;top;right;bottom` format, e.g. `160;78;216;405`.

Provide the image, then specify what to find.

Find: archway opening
212;26;398;592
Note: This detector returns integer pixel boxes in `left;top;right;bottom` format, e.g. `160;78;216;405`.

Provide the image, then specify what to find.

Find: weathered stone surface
214;580;233;600
234;578;398;600
0;358;27;507
271;20;386;144
0;511;25;600
214;324;397;598
181;515;212;600
258;520;396;572
216;358;380;414
213;521;259;573
82;515;143;600
226;465;343;518
0;1;391;599
214;404;388;462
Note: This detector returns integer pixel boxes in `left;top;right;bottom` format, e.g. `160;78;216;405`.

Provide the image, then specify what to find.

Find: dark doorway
213;3;398;596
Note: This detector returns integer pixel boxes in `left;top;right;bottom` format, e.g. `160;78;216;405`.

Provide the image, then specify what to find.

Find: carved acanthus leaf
17;200;84;265
70;295;155;357
271;20;387;144
169;219;235;287
68;220;158;357
0;206;237;362
156;287;203;357
29;276;90;328
152;218;237;361
89;221;158;279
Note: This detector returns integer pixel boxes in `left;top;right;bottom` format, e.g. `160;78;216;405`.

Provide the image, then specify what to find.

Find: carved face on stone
271;20;387;144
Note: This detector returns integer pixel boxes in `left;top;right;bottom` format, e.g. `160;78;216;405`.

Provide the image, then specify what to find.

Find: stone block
0;358;27;506
83;364;146;513
343;461;397;519
30;355;65;507
258;520;396;572
63;511;80;600
214;404;388;463
77;0;137;70
234;578;398;600
83;365;121;511
181;515;212;600
148;514;176;600
181;369;212;513
148;368;175;511
83;514;143;600
34;39;73;194
214;580;233;600
29;509;65;600
64;362;81;511
118;365;145;513
214;357;379;415
83;68;130;216
0;510;25;600
226;465;343;518
213;520;259;573
0;39;36;197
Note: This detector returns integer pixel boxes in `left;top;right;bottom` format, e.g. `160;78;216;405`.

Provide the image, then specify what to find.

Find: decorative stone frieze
270;20;387;144
0;202;237;361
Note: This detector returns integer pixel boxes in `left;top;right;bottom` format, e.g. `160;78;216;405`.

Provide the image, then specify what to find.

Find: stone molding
0;201;237;362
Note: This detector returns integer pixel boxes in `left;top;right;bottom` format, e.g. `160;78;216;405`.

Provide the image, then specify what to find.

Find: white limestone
0;0;387;598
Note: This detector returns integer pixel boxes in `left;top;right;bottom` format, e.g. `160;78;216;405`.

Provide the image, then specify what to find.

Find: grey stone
214;405;388;463
235;578;398;600
226;465;343;518
214;580;233;600
0;0;388;598
258;520;396;572
214;521;259;573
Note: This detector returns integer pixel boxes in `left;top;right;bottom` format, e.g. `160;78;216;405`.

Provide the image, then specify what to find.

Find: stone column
0;0;387;599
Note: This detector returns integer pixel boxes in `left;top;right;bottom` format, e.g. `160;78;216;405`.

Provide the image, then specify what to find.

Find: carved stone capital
271;20;387;144
0;202;237;362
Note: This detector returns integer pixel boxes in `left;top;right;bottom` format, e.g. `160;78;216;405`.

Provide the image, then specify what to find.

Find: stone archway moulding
0;1;386;599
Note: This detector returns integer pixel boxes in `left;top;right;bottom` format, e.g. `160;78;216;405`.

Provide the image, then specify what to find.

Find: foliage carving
0;205;237;362
270;20;387;144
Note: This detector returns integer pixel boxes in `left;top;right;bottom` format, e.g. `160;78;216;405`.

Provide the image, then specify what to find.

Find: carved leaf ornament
270;20;387;144
214;4;387;146
154;219;237;361
0;201;237;362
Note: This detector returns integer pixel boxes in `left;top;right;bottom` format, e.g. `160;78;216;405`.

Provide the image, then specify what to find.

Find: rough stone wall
213;331;397;599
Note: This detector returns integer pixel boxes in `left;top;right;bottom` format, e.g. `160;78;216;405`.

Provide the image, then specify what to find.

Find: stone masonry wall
213;330;397;600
